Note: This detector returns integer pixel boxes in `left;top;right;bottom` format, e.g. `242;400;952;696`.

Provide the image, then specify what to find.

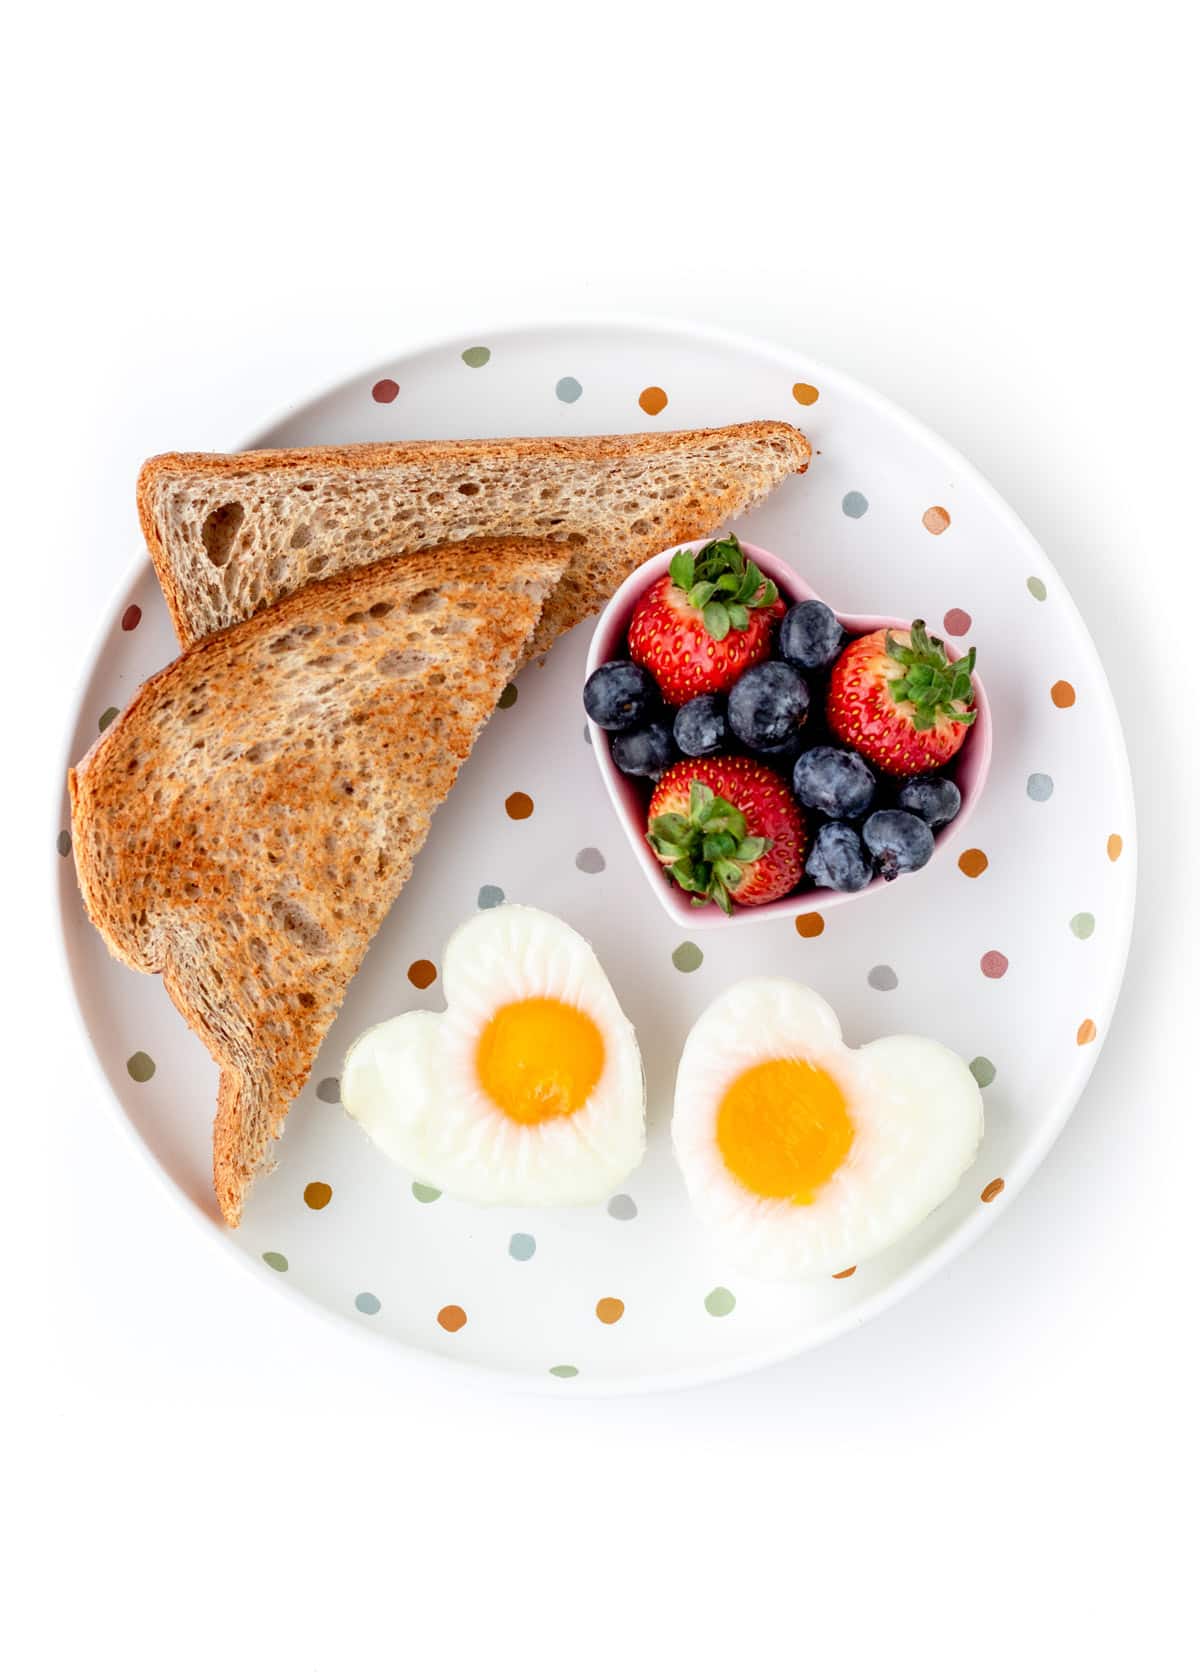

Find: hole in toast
201;502;245;568
458;482;481;496
290;524;312;548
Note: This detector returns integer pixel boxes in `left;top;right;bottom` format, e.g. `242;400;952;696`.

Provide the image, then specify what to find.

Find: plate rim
53;312;1138;1395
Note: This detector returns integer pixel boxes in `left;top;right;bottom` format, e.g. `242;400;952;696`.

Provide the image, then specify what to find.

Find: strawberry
627;536;784;705
646;756;806;913
826;621;977;775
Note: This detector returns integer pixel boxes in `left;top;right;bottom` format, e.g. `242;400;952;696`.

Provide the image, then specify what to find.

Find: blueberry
863;810;936;881
897;776;962;828
806;822;873;892
728;662;810;754
673;694;728;757
611;719;676;779
779;600;844;670
792;745;876;819
583;660;660;730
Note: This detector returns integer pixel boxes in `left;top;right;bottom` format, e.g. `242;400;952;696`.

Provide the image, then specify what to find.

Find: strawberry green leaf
735;836;770;861
727;604;749;631
703;601;731;640
669;549;696;592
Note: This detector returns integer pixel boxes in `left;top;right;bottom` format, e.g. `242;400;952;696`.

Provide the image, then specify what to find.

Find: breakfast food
69;538;567;1226
139;425;810;653
672;978;984;1279
791;745;876;820
626;538;783;703
896;775;962;828
647;759;806;913
826;621;976;775
341;906;645;1205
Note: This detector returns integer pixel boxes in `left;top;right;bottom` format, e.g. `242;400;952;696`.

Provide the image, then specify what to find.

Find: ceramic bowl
586;539;993;928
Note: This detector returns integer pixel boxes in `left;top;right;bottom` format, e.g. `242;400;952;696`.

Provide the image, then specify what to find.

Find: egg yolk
716;1058;854;1202
476;998;605;1125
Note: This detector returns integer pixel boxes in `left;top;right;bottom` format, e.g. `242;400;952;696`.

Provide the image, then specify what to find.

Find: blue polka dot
477;884;505;909
509;1233;536;1261
355;1292;381;1315
556;376;582;403
842;491;869;519
1026;773;1054;801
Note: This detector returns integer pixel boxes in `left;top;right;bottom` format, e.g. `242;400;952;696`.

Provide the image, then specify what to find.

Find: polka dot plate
57;319;1135;1392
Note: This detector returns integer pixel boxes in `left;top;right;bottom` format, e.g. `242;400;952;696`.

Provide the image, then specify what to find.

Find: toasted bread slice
69;537;567;1226
138;423;810;652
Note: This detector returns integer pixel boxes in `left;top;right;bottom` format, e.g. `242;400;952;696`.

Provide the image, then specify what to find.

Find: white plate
56;318;1136;1393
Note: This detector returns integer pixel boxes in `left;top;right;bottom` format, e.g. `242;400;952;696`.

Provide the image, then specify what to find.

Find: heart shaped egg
342;905;645;1205
673;979;983;1279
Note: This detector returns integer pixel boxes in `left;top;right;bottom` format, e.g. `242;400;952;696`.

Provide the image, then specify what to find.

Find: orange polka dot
638;386;668;416
795;911;825;938
981;1177;1005;1203
437;1305;467;1333
595;1297;625;1324
1051;681;1076;708
303;1181;332;1209
792;382;819;406
1077;1018;1097;1045
407;959;437;989
832;1266;856;1279
1107;833;1123;861
505;791;534;820
923;506;951;535
958;848;989;878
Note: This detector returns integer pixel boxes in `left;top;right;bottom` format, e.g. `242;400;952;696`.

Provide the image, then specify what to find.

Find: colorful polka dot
408;959;437;989
958;848;989;878
477;884;505;909
412;1183;442;1204
1026;773;1054;802
1107;834;1123;861
980;1178;1005;1203
923;506;951;535
595;1297;625;1324
795;911;825;938
1051;680;1076;709
969;1056;996;1088
575;847;606;874
509;1233;536;1261
980;950;1008;979
792;382;820;406
126;1051;156;1083
1077;1019;1097;1046
833;1266;857;1279
497;682;518;709
56;829;71;857
437;1304;467;1333
371;378;399;404
1070;912;1095;940
316;1076;341;1103
842;491;869;519
261;1251;288;1272
549;1365;578;1378
121;604;142;632
943;608;972;638
462;346;491;368
868;964;898;991
705;1287;736;1317
638;385;668;416
505;791;534;820
355;1291;381;1314
672;941;703;973
556;376;583;403
1026;577;1048;602
607;1194;637;1221
303;1181;332;1210
98;706;119;732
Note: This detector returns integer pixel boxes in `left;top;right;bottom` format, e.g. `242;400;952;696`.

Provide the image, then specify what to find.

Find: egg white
342;904;645;1205
672;978;984;1280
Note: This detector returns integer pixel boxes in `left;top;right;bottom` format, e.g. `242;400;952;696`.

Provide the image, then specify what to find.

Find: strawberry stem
668;536;778;642
647;779;771;914
883;620;977;731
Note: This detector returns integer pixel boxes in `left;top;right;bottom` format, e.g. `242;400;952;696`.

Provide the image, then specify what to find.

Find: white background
7;3;1196;1676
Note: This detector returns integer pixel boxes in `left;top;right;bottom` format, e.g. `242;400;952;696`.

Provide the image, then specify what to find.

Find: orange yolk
476;998;605;1125
716;1057;854;1202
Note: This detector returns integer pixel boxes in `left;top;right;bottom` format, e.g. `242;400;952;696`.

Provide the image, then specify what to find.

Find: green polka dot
56;829;71;857
98;706;119;732
509;1232;536;1261
355;1292;381;1314
549;1364;578;1379
1026;576;1047;601
705;1287;736;1317
477;884;505;909
412;1182;442;1203
126;1051;155;1083
497;682;518;709
969;1056;996;1088
672;941;703;973
1070;912;1095;939
261;1251;288;1272
462;346;491;368
556;376;583;403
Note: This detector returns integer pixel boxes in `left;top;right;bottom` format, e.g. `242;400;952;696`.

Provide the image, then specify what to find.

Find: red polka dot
980;950;1009;979
943;609;972;638
372;378;399;403
121;604;142;631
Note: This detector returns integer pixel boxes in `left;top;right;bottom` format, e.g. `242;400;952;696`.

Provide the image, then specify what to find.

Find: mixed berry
584;535;979;913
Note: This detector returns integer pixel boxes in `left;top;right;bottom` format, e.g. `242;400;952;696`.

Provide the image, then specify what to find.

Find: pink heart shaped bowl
585;539;992;929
